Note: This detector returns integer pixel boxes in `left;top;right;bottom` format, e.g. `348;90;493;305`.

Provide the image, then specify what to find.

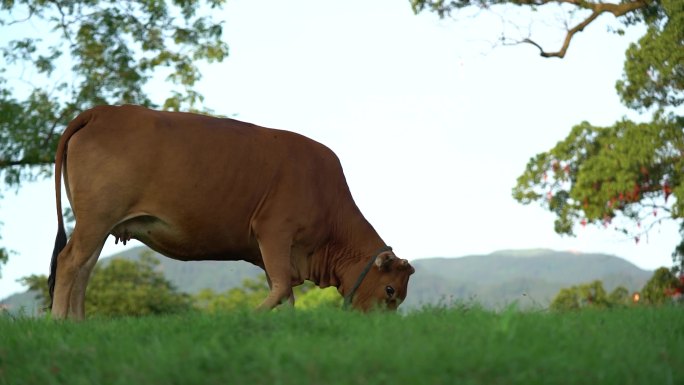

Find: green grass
1;306;683;385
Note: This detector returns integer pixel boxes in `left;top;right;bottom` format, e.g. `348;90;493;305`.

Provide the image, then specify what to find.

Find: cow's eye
385;285;395;297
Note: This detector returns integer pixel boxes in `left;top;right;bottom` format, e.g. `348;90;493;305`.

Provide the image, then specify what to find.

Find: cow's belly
110;215;262;264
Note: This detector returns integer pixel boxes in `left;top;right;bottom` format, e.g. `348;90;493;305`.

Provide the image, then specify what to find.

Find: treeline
550;267;684;311
20;252;341;317
18;252;683;317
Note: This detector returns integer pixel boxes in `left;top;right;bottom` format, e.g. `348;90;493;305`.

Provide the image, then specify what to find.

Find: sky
0;0;679;298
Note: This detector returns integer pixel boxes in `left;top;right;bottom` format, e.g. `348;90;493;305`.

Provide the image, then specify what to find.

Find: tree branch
48;0;73;42
418;0;652;58
0;158;53;168
510;0;650;16
516;0;650;58
633;214;673;239
41;107;70;149
6;5;36;25
522;10;601;58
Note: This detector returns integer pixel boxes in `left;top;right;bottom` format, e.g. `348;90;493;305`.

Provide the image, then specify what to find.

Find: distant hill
0;290;43;316
406;249;652;308
1;247;652;312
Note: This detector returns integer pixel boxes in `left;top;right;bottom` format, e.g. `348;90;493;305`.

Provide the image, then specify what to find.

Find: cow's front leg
264;271;295;306
255;231;294;310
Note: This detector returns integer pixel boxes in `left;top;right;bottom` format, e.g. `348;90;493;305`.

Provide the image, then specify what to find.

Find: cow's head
349;249;415;311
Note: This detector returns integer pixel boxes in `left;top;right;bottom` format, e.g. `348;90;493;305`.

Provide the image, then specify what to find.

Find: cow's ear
374;251;394;269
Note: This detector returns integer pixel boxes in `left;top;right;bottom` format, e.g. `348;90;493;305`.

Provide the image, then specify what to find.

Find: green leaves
410;0;473;18
0;0;229;187
640;267;682;305
0;246;8;278
85;253;192;317
0;88;67;186
513;117;683;240
193;277;270;313
550;280;620;311
192;277;343;313
617;0;684;111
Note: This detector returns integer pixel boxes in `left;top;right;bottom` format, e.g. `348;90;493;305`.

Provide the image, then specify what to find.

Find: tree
0;0;229;274
85;253;192;316
20;253;192;316
550;286;581;311
608;285;631;306
193;276;270;313
550;280;612;311
413;0;683;270
513;117;682;258
192;276;343;313
296;285;343;309
641;266;681;305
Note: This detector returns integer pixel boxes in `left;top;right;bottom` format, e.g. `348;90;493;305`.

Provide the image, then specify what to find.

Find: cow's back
64;105;351;262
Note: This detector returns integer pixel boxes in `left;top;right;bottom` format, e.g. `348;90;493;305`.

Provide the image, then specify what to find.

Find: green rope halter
343;246;393;309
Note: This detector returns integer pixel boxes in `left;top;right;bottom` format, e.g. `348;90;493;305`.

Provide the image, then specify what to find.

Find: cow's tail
47;109;94;309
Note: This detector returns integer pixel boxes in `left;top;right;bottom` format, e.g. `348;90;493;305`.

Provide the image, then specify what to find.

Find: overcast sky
0;0;678;298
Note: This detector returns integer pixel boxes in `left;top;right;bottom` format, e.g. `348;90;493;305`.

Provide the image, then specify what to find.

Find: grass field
1;305;683;385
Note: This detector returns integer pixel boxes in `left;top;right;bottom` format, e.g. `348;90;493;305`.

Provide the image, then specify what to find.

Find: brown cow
48;105;414;319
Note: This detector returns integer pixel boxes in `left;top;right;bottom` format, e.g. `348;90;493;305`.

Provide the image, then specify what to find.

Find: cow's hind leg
51;223;109;320
255;232;294;310
67;240;105;319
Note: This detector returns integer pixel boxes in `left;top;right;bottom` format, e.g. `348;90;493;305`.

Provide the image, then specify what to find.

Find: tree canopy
551;268;683;310
414;0;684;271
193;276;342;313
550;280;630;311
20;252;192;316
641;266;682;305
85;253;192;317
0;0;229;273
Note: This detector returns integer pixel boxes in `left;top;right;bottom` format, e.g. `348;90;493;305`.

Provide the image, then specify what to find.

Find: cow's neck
309;210;386;297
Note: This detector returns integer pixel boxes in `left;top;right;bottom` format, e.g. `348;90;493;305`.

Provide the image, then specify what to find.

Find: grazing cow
48;105;414;319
